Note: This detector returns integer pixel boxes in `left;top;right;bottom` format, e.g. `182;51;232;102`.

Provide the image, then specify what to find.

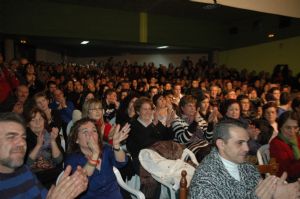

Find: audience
1;55;300;198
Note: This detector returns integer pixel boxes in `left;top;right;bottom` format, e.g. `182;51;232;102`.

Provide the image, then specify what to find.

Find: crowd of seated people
1;52;300;198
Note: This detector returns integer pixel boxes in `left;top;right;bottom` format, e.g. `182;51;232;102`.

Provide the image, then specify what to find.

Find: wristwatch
113;146;121;151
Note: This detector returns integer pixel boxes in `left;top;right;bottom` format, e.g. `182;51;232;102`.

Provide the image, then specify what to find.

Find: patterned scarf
278;133;300;160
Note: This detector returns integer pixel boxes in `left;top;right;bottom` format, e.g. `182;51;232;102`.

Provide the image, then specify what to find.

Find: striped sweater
0;165;47;199
171;115;213;160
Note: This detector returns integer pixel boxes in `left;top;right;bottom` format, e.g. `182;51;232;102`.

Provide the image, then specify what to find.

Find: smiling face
138;102;154;123
29;112;45;135
88;102;103;121
0;122;27;173
226;103;240;119
281;118;299;139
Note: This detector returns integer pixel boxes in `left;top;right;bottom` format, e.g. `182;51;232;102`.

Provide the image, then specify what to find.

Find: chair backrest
179;170;188;199
257;144;270;165
56;171;64;185
257;158;279;176
113;167;145;199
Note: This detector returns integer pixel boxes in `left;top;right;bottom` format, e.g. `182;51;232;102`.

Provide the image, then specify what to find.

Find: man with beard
0;112;88;199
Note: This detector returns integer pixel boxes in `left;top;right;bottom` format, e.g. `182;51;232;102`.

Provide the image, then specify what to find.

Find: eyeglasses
89;108;102;112
283;125;299;131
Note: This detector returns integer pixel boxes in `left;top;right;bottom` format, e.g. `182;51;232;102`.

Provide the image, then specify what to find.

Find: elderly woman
126;96;178;198
171;95;212;162
262;102;278;141
24;107;63;188
270;111;300;182
126;97;174;172
65;118;130;199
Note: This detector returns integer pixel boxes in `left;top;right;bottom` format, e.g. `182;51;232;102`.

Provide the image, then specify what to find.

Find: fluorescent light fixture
157;46;169;49
268;33;275;38
80;41;89;45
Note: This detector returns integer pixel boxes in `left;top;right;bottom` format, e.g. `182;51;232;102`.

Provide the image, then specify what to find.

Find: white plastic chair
56;171;64;185
257;144;270;165
113;167;145;199
56;168;145;199
139;148;199;199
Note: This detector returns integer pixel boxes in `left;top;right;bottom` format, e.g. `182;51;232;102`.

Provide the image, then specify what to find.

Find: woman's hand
166;108;176;127
153;108;159;125
87;134;100;158
208;107;221;123
37;131;44;147
112;123;131;148
50;127;59;142
247;124;260;140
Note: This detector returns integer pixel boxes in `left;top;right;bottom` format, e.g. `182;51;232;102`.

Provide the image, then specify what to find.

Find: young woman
65;118;130;199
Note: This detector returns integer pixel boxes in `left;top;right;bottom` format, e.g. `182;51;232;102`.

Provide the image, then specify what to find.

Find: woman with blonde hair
82;98;113;144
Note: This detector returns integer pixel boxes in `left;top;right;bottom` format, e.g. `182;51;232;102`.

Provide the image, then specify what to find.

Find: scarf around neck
278;133;300;160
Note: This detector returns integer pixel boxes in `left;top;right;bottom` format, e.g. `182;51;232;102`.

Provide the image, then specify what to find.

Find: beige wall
218;36;300;75
71;53;207;67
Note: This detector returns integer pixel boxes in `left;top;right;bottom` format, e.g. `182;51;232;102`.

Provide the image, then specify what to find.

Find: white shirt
219;154;241;181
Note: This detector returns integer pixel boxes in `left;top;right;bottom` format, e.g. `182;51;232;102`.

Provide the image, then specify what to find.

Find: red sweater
95;120;112;145
270;135;300;180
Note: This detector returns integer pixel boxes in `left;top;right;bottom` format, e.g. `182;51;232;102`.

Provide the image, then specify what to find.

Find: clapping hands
112;123;131;147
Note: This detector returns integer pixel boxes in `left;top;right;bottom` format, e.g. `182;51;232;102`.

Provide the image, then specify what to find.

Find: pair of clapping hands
256;172;300;199
86;123;131;156
47;165;88;199
153;106;176;126
36;127;59;147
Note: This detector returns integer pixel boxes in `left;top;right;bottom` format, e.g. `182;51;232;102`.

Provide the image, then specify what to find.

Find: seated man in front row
0;112;88;199
189;119;300;199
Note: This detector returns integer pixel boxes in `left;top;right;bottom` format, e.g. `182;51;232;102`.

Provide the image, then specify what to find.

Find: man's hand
255;175;277;199
273;172;300;199
47;165;88;199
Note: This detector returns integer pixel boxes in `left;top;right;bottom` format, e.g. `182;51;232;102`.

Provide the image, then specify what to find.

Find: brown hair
134;97;154;114
67;117;103;155
24;106;48;130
